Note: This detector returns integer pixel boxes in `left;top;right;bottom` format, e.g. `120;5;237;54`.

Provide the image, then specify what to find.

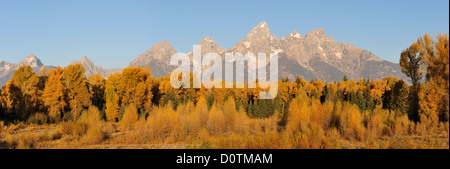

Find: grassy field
1;116;448;149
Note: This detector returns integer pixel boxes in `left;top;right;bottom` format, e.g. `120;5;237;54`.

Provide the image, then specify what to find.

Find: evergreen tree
206;92;215;111
363;87;375;111
390;80;409;115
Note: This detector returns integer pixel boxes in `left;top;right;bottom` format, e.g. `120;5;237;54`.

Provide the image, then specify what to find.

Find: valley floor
1;122;448;149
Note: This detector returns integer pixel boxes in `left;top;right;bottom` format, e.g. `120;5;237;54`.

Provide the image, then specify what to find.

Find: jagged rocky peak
328;36;334;41
230;21;281;54
200;36;215;43
80;56;90;62
123;21;406;82
288;30;303;39
246;21;272;40
19;53;43;67
281;30;304;49
147;40;176;59
159;40;171;47
2;53;58;87
71;56;108;77
129;40;177;68
71;56;94;65
305;28;327;41
197;36;226;54
198;36;216;47
0;60;11;67
143;40;175;55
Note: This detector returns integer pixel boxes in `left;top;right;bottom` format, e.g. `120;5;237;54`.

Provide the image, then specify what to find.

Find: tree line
0;33;448;129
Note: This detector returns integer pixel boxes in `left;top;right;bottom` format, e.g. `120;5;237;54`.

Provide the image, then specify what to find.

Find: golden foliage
105;73;121;122
63;64;91;118
207;103;226;135
43;67;66;119
1;38;449;149
88;73;106;109
119;67;153;110
121;104;139;129
2;66;39;117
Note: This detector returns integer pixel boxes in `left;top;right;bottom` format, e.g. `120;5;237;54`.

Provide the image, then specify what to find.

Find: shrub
196;96;209;127
121;104;139;128
58;122;88;137
285;98;301;135
0;121;5;133
101;122;116;138
223;98;238;132
339;103;365;141
62;112;73;122
78;106;101;127
5;134;18;149
179;104;201;137
6;133;39;149
366;108;388;139
17;133;40;149
147;103;181;141
234;107;251;134
207;104;225;135
81;127;105;144
394;114;412;136
27;113;48;125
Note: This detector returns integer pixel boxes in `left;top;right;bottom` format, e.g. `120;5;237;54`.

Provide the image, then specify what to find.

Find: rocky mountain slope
70;56;121;78
2;21;405;86
129;21;404;82
1;55;121;87
128;40;178;78
1;54;56;87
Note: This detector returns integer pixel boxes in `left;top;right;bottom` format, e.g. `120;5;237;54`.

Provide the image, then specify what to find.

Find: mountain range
1;21;405;87
1;54;56;86
130;21;405;82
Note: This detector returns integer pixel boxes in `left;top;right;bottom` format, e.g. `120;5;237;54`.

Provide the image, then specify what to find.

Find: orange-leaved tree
88;73;106;110
416;33;449;122
105;73;121;122
119;67;153;112
43;67;66;119
2;65;39;118
63;64;91;119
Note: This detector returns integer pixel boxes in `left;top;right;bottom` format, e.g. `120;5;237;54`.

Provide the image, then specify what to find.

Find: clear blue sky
0;0;448;69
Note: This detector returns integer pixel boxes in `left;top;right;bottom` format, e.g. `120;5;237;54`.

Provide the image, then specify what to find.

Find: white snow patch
293;33;302;39
244;41;252;48
1;65;10;70
205;38;214;43
335;52;342;58
318;46;323;51
271;48;284;53
260;23;265;28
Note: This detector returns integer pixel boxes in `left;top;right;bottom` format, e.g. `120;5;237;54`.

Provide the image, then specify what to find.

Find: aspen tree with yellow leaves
105;73;121;122
42;67;66;119
1;66;39;118
63;64;92;119
88;73;106;110
414;34;449;123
